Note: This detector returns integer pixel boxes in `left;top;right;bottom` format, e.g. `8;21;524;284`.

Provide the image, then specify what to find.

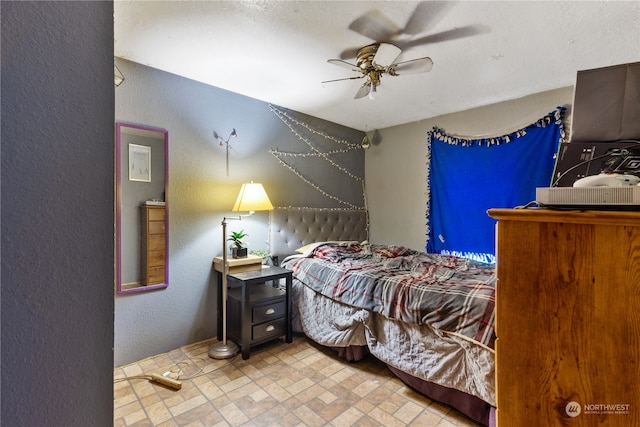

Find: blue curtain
426;108;565;263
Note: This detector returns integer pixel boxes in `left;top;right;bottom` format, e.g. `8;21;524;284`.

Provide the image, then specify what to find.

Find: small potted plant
228;230;248;258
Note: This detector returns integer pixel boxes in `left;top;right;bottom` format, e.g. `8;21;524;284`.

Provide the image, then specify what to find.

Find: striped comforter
282;242;496;347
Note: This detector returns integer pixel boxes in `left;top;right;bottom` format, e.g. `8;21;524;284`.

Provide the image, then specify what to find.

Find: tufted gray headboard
269;207;368;262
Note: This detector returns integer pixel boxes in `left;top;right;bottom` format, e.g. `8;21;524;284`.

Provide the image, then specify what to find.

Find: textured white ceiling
114;1;640;131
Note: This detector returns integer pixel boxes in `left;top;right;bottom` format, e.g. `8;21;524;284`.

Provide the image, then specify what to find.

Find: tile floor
114;334;482;426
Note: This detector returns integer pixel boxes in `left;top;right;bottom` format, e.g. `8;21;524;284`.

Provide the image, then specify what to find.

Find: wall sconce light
209;182;274;359
214;128;238;176
361;129;381;149
114;64;125;87
361;129;381;148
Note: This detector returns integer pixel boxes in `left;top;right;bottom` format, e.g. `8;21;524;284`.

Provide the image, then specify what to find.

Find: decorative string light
269;104;367;209
270;105;364;181
270;152;363;209
270;105;361;148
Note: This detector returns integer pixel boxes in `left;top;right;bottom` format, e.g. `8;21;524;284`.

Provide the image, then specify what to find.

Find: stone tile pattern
115;335;482;426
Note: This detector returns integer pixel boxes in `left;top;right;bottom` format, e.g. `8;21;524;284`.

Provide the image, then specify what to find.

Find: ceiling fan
323;42;433;100
323;3;486;100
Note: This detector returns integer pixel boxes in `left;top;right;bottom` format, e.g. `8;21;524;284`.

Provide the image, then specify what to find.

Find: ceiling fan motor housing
357;44;386;87
356;44;379;69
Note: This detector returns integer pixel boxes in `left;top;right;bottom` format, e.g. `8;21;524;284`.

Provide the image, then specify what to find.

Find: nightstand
214;265;292;360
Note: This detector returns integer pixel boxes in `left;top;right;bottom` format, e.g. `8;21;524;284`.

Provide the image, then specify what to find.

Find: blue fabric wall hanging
426;107;565;263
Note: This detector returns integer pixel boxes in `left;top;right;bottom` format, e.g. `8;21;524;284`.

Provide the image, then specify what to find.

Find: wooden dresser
140;205;166;285
487;208;639;426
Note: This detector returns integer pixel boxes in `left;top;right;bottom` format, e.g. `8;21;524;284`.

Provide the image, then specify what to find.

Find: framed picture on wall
129;144;151;182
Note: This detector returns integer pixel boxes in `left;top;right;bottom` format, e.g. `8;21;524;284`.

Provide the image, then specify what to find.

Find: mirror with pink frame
116;122;168;294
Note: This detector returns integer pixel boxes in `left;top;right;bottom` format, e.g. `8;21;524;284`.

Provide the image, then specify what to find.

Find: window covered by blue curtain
426;108;565;263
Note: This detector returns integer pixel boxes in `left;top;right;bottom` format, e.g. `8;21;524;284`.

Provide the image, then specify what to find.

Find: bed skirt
389;365;496;426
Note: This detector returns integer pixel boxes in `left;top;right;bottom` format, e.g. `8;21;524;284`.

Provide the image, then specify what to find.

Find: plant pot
232;247;248;258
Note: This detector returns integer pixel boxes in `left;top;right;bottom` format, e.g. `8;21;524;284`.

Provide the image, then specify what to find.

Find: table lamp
209;182;274;359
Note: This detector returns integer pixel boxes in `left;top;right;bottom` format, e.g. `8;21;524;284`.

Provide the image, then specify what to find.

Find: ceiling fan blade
354;82;371;99
348;9;400;42
321;75;364;84
391;57;434;75
327;59;360;71
373;43;402;67
398;25;489;50
402;1;455;35
338;47;358;60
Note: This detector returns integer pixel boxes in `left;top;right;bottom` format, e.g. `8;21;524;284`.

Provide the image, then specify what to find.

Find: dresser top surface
488;207;640;226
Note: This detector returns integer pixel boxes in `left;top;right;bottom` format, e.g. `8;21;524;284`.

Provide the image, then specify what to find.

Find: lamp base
208;340;240;359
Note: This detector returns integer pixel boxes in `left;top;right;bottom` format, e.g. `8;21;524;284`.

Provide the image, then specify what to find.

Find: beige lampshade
232;182;274;212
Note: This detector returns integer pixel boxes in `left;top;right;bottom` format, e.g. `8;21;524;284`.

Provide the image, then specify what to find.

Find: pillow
295;242;322;255
295;241;361;257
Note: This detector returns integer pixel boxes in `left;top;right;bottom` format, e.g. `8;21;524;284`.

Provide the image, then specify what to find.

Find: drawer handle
264;308;275;315
265;325;275;332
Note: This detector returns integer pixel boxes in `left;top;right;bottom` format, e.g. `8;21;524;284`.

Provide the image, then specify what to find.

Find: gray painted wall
1;2;114;426
114;59;365;366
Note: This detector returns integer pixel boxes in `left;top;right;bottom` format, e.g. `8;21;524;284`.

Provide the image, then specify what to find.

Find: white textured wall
366;87;574;251
1;2;114;425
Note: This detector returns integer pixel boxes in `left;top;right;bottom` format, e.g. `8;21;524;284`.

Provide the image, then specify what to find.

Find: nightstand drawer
253;318;285;341
253;301;285;324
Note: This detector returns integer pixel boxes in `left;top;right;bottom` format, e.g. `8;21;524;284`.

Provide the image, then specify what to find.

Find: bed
269;207;496;426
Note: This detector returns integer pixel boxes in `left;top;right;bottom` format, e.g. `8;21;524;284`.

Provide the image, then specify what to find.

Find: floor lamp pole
208;217;240;359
